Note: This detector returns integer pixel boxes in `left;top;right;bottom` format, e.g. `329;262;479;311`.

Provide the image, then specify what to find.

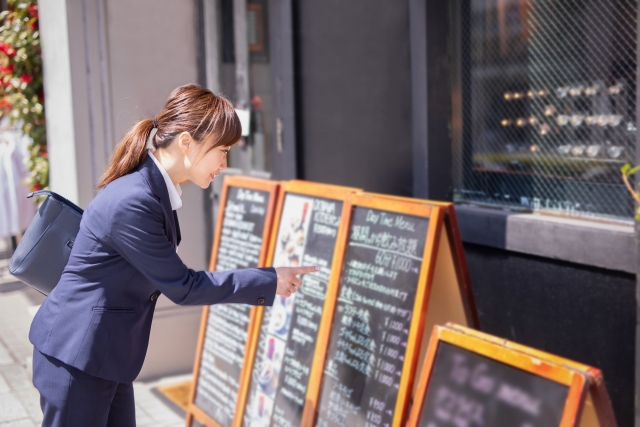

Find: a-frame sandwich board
408;323;617;427
303;193;478;427
186;176;280;427
238;180;361;427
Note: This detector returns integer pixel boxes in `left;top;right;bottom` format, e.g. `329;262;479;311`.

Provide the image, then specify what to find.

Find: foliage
621;164;640;221
0;0;46;191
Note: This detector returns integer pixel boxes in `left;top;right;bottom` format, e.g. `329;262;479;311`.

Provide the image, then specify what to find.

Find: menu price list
194;186;270;427
271;198;344;427
417;343;569;427
315;207;429;427
243;195;343;427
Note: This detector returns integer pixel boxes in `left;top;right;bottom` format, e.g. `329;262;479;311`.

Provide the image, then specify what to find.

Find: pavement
0;238;193;427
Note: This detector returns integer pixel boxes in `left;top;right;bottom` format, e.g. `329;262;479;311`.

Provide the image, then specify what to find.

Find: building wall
39;0;208;381
295;0;414;195
464;243;635;426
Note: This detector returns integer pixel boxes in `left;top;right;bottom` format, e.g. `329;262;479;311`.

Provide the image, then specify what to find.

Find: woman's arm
108;196;278;306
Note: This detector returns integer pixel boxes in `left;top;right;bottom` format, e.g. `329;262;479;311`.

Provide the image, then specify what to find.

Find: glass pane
452;0;637;222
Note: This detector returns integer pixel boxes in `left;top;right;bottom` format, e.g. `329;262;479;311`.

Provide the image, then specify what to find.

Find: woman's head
98;84;241;189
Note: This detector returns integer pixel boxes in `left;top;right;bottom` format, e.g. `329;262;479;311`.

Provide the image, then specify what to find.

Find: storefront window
451;0;637;222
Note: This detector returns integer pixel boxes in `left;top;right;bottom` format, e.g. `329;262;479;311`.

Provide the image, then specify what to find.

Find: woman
29;84;316;427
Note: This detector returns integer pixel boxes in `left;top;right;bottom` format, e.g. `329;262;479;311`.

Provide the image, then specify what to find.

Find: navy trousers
32;348;136;427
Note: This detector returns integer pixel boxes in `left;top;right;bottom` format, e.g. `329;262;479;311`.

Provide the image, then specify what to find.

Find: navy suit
29;155;276;426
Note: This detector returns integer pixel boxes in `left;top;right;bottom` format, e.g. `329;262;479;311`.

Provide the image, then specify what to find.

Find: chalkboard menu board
418;342;568;427
314;204;431;427
242;188;350;427
189;178;278;427
407;324;619;427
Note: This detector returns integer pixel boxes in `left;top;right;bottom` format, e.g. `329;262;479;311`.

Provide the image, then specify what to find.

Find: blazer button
257;297;265;305
150;292;158;302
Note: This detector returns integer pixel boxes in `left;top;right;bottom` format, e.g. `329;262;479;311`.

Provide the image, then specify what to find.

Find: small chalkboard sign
408;324;618;427
239;180;359;427
186;176;280;427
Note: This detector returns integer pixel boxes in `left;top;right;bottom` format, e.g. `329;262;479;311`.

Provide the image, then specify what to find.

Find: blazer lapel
139;155;179;248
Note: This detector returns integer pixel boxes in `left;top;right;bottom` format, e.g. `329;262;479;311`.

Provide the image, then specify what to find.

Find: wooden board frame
186;176;281;427
407;323;618;427
302;193;447;427
237;179;361;427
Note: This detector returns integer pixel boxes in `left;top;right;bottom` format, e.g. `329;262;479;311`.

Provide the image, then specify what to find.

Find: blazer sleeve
106;195;276;306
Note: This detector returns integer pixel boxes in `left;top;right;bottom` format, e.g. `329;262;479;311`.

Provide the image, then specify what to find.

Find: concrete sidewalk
0;239;190;427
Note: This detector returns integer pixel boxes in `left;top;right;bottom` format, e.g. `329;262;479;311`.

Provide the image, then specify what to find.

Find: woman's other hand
274;266;319;297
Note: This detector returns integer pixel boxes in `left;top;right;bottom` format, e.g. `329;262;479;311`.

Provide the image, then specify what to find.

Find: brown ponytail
98;84;241;188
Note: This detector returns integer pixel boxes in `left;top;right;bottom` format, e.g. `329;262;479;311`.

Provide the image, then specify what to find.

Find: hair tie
146;117;158;150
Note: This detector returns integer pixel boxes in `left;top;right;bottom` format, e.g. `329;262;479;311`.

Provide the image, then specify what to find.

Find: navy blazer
29;155;276;383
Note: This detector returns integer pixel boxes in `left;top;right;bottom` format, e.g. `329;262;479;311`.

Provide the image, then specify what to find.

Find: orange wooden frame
302;193;446;427
236;180;361;426
407;323;616;427
185;176;280;427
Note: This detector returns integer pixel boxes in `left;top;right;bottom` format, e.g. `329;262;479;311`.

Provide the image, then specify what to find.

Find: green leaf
629;166;640;177
621;163;631;175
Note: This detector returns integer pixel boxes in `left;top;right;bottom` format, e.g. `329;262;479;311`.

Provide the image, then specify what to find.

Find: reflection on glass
557;145;572;155
529;144;539;153
500;119;512;127
609;115;623;127
586;145;601;158
585;116;597;125
515;117;527;127
537;90;548;97
503;92;513;101
570;145;586;156
607;145;623;159
555;86;569;98
539;124;550;135
528;116;538;125
584;84;600;96
569;85;583;97
627;122;637;132
596;115;609;127
556;115;569;126
570;115;584;126
513;92;524;99
527;90;536;98
544;105;556;116
608;83;623;95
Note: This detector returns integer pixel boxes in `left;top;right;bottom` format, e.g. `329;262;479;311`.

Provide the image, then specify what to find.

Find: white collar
148;150;183;210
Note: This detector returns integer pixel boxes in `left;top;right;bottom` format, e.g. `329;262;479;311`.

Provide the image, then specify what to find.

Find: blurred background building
35;0;637;424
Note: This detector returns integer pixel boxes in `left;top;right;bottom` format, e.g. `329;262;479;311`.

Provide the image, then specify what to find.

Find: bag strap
28;190;84;215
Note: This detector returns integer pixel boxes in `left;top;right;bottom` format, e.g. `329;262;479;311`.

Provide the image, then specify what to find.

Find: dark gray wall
465;243;635;427
294;0;413;195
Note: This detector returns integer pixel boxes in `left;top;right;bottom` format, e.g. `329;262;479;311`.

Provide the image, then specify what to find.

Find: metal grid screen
452;0;637;222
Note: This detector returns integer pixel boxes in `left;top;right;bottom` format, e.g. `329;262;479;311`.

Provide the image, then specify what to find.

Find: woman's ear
177;131;192;154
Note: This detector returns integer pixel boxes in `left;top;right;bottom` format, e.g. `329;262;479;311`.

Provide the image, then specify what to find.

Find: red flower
0;99;12;110
0;64;14;74
28;5;38;18
0;43;13;56
32;183;42;192
29;22;37;30
19;74;33;84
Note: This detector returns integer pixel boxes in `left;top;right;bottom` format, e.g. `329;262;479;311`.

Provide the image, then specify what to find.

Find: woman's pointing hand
274;266;320;297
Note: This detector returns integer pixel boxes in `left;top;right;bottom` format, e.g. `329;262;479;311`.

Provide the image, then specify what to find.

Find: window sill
455;204;635;274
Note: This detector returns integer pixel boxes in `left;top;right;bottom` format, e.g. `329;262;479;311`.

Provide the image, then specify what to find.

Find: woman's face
186;141;231;189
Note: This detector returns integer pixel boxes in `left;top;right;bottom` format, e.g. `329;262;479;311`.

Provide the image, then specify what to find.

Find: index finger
290;266;320;275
